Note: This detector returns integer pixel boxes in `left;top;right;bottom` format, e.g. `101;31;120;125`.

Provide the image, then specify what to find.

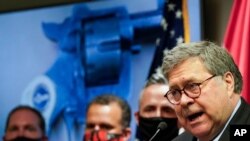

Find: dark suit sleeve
219;98;250;141
172;131;195;141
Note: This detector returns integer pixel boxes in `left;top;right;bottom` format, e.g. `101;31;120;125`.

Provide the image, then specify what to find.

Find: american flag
148;0;190;78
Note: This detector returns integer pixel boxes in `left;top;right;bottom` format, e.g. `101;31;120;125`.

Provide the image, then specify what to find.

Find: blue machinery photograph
0;0;201;140
21;0;164;140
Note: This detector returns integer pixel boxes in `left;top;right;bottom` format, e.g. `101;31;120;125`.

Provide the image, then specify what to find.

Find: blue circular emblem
32;84;50;111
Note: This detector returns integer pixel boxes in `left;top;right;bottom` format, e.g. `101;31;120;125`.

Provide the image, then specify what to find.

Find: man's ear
223;71;235;97
123;128;131;140
134;111;139;124
42;135;49;141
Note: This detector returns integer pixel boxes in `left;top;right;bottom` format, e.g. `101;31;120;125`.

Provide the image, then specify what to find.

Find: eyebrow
86;122;115;130
169;77;197;88
7;125;18;131
162;106;175;112
143;105;156;109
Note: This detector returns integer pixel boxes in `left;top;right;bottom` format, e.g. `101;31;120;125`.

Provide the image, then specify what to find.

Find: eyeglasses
164;75;216;105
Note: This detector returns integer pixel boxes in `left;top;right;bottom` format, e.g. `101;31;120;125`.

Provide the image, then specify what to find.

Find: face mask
83;130;124;141
136;116;179;141
5;136;43;141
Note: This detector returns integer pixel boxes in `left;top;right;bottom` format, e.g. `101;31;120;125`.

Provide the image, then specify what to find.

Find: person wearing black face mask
2;105;48;141
4;136;44;141
136;116;179;141
134;70;181;141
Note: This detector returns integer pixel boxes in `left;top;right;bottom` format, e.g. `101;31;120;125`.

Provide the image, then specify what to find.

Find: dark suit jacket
172;98;250;141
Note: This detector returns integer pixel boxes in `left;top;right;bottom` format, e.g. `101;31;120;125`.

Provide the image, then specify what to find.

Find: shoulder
172;131;195;141
236;98;250;123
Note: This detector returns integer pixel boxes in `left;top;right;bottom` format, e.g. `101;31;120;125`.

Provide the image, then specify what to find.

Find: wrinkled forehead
8;109;40;126
167;60;213;92
167;58;208;78
164;57;205;77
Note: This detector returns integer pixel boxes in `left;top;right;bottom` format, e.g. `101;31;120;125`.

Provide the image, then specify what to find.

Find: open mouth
188;112;204;121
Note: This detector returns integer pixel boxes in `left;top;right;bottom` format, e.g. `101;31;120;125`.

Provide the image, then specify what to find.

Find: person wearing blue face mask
83;94;131;141
2;105;48;141
134;69;181;141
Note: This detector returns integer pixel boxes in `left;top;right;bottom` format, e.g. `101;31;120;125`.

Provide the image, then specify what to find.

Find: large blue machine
21;1;164;140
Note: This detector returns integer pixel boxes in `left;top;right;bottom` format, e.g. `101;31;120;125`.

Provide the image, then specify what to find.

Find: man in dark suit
161;41;250;141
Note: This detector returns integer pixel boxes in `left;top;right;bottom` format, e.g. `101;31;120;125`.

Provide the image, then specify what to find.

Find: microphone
149;122;168;141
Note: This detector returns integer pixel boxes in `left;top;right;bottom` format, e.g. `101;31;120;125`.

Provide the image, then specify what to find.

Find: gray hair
161;41;243;93
145;67;168;88
138;68;169;106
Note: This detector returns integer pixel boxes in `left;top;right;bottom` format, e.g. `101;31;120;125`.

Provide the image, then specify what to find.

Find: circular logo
32;84;50;111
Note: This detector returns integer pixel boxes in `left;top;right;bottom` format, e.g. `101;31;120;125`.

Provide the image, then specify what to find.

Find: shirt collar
212;98;241;141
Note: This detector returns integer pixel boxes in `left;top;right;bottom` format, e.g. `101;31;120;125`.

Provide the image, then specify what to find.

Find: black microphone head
149;122;168;141
157;122;167;130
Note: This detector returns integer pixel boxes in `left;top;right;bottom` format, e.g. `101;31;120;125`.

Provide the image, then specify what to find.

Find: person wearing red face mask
2;105;48;141
83;94;131;141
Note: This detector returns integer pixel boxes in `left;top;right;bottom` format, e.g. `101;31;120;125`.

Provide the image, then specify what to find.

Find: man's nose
94;125;100;131
179;91;194;106
156;109;161;117
17;129;25;137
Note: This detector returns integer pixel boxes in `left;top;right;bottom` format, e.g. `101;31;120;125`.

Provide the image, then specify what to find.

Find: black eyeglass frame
164;75;217;105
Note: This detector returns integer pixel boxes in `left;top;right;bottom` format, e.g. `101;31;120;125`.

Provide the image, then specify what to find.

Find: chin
190;127;210;139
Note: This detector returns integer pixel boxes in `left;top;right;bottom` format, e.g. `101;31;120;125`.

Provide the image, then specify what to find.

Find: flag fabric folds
148;0;190;78
223;0;250;103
